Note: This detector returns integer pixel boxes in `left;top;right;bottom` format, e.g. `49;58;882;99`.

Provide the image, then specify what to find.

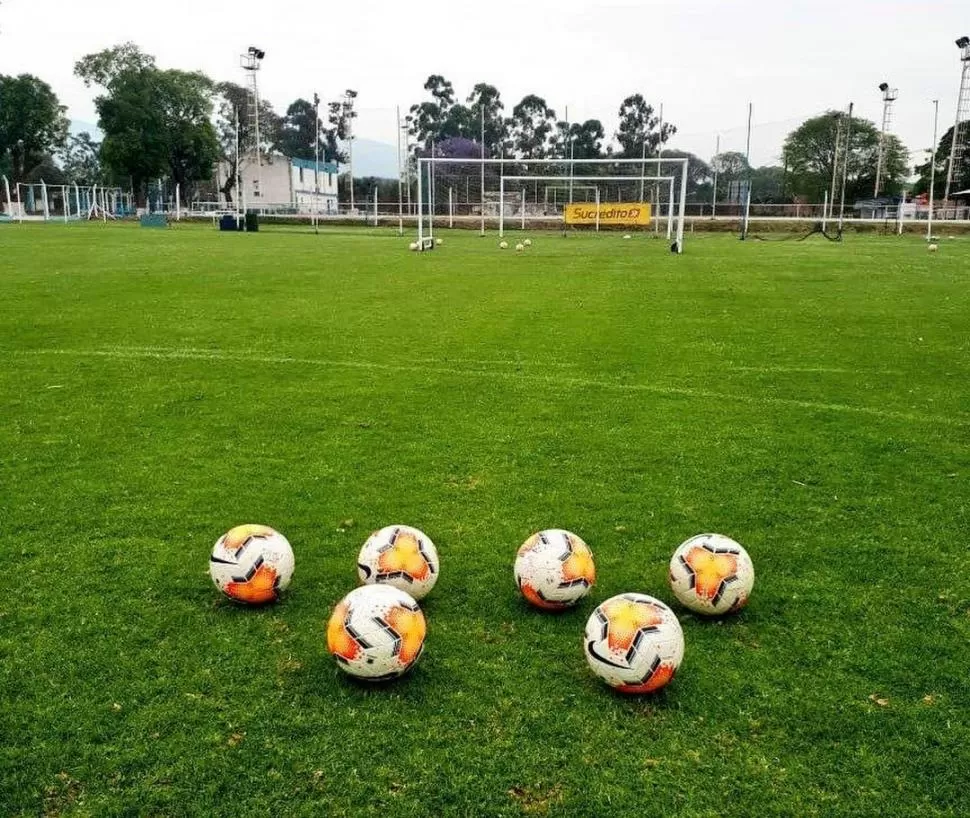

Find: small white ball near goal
623;234;632;240
523;239;532;247
499;241;509;250
435;237;443;246
515;243;525;252
928;243;939;253
408;241;418;251
669;533;754;616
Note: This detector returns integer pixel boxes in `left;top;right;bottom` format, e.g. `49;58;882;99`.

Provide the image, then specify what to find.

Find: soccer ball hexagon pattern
515;529;596;610
209;524;295;605
357;525;439;600
327;584;427;681
584;593;684;693
668;533;754;615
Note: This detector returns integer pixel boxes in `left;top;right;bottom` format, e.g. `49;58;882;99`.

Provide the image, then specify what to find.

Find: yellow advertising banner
564;202;652;226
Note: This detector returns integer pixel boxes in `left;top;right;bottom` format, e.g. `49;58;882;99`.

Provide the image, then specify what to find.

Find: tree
77;45;220;203
213;81;281;205
0;74;68;182
278;99;322;161
74;41;156;89
912;121;970;197
750;165;787;203
615;94;675;159
58;132;103;185
782;111;908;201
711;151;750;202
508;95;556;159
466;83;508;157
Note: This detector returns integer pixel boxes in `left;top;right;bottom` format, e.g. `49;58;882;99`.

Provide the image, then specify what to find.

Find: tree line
3;49;968;206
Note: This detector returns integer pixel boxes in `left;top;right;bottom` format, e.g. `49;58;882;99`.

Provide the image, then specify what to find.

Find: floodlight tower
943;36;970;203
241;47;265;205
342;89;358;212
874;82;898;198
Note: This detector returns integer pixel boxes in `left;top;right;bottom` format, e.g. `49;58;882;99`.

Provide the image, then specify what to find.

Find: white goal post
416;156;690;252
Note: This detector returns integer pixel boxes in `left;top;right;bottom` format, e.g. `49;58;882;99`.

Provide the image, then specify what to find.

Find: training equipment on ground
327;584;427;681
499;241;509;249
523;239;532;247
357;524;439;600
584;593;684;694
515;529;595;610
928;243;939;252
515;243;525;252
669;533;754;615
409;241;418;251
209;524;295;605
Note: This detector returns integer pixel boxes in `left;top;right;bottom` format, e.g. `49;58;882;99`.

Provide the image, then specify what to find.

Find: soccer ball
669;533;754;615
408;242;418;251
523;239;532;247
357;524;439;600
327;584;426;681
928;243;939;252
499;241;509;249
209;524;294;605
623;234;632;240
436;237;444;246
515;243;525;252
584;593;684;693
515;529;595;610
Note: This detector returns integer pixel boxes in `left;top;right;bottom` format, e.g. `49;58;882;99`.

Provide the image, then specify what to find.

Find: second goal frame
416;157;690;253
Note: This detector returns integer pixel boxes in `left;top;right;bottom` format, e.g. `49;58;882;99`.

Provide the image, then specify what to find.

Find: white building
217;152;339;213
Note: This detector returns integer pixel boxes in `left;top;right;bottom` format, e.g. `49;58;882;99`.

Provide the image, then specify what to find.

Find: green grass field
1;223;968;817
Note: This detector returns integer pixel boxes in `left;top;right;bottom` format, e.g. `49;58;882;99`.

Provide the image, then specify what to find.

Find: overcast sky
1;0;967;167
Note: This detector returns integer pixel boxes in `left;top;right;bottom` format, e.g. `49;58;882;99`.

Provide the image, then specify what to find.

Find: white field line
13;346;966;428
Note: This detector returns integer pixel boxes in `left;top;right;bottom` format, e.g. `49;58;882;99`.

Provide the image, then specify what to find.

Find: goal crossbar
416;156;689;252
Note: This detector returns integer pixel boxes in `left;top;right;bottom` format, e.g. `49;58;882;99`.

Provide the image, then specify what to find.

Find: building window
299;166;304;183
328;173;333;187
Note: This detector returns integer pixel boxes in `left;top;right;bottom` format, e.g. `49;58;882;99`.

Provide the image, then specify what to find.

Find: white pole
654;102;663;235
829;115;842;222
396;106;403;236
667;177;674;240
480;103;486;236
16;183;23;224
2;175;11;218
676;158;688;253
449;186;454;228
314;94;321;235
521;187;526;231
595;187;600;232
175;184;181;221
499;175;505;237
837;102;854;237
927;98;939;242
41;181;50;221
62;185;68;223
102;187;108;223
822;190;829;233
429;139;435;239
373;186;378;227
741;102;752;239
253;74;262;211
568;109;575;204
712;134;720;219
75;183;81;219
417;157;424;246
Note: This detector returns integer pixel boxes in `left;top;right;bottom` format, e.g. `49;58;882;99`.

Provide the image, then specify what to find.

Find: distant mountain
70;121;103;140
341;138;397;180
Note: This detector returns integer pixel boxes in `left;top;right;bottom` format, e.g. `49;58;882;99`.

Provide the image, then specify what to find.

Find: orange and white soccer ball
669;533;754;615
209;524;295;605
584;593;684;693
327;585;427;681
357;525;439;600
514;529;596;610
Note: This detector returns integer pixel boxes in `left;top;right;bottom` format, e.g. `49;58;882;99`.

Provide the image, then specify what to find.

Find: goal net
414;156;689;252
